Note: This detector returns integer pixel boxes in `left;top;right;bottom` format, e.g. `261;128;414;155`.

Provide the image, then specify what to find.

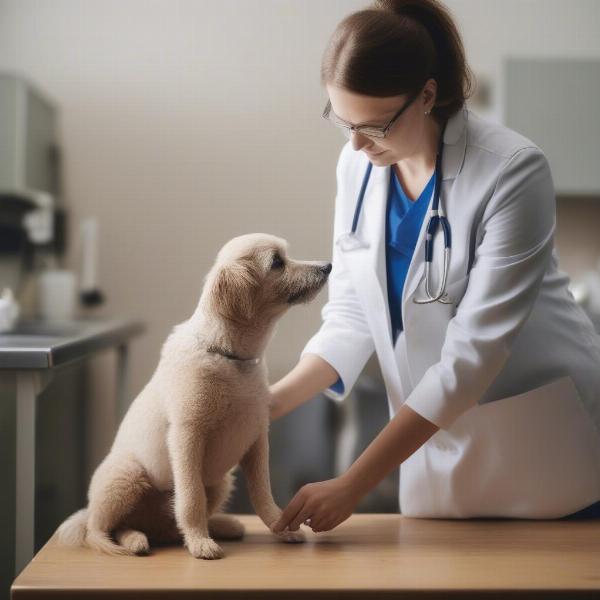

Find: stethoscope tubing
346;119;452;304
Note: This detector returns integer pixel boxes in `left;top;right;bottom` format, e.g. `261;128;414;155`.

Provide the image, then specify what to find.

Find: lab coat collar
441;106;468;180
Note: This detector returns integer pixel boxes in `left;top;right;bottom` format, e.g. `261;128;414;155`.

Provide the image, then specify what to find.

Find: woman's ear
210;260;261;322
423;78;437;111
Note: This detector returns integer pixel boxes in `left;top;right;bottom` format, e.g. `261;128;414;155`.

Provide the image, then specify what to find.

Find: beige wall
1;0;599;464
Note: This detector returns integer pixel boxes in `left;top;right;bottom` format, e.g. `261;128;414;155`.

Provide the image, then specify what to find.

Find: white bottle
37;270;77;321
0;288;21;332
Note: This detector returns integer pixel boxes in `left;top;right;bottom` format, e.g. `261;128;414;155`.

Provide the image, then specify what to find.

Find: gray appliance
0;73;66;311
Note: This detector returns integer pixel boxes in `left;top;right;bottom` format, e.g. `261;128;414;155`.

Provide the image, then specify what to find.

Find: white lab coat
301;107;600;519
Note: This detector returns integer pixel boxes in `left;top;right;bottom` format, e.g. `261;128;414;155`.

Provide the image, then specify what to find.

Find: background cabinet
505;58;600;196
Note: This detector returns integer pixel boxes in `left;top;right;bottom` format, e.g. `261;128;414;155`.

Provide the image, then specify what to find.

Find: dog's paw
273;528;306;543
185;533;225;560
208;514;245;540
115;529;150;555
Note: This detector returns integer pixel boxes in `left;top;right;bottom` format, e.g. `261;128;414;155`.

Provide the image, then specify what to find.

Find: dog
56;232;332;559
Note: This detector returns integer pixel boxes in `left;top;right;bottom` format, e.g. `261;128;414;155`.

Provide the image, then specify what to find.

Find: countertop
0;317;146;369
11;514;600;599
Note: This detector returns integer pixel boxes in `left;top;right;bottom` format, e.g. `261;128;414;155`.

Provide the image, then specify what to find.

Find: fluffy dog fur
56;233;331;559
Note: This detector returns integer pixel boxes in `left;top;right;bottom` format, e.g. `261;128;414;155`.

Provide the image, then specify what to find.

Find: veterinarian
271;0;600;535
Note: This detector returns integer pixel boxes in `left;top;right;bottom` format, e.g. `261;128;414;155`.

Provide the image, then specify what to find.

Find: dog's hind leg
120;488;182;548
86;454;153;556
114;528;150;555
208;513;245;540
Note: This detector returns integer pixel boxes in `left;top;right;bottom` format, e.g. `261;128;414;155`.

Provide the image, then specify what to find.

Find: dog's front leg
240;430;305;543
167;422;224;559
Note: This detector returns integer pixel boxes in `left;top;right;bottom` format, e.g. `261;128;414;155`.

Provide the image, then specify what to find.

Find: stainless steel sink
0;316;145;369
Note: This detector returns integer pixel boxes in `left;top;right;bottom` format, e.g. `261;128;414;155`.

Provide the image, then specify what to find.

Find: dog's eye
271;252;285;270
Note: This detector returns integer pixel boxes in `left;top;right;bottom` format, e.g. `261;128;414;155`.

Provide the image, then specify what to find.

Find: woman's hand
271;475;363;534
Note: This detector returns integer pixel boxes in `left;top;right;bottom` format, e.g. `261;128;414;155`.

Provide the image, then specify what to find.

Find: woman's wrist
339;465;376;499
338;469;375;504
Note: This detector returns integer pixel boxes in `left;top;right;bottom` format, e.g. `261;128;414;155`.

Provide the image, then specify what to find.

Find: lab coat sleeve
300;144;375;402
403;146;556;430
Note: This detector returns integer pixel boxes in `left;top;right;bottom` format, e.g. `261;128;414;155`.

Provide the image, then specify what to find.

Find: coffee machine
0;73;67;320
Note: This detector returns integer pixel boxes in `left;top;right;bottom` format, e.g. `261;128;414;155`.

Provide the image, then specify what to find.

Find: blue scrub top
329;165;435;395
386;166;435;345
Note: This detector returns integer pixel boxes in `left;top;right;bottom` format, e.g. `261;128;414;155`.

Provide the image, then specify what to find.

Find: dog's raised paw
273;529;306;543
185;534;225;559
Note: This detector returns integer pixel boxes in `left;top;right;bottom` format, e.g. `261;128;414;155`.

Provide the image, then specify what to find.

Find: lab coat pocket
405;273;470;378
459;374;600;517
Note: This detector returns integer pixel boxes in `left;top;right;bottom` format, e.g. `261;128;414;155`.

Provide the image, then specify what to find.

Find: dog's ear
210;259;261;322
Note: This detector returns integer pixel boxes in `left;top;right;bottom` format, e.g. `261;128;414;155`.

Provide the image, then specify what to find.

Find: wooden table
11;514;600;599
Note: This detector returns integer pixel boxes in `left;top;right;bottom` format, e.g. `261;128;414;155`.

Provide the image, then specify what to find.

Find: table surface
0;316;145;369
11;514;600;599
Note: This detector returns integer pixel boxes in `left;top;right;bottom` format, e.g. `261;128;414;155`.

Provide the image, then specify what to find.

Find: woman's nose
351;131;371;151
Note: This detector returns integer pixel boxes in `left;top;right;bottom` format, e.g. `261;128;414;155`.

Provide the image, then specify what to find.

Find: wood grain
11;514;600;599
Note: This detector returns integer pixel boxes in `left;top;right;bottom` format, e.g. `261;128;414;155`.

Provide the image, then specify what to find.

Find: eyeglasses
322;90;420;139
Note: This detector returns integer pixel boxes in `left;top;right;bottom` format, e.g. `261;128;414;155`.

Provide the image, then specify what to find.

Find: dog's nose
320;263;332;275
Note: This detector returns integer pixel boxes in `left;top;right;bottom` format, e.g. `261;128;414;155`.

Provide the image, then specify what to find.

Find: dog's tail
56;508;89;548
56;508;134;556
85;529;133;556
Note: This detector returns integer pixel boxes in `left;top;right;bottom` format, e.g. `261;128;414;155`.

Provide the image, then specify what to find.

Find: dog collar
206;344;261;365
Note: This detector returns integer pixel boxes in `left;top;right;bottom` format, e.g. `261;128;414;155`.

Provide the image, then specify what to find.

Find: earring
424;110;430;115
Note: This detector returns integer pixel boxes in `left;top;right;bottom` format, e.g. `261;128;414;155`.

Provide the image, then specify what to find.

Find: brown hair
321;0;475;122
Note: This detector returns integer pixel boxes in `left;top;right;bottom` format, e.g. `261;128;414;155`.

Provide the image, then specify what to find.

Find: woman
270;0;600;534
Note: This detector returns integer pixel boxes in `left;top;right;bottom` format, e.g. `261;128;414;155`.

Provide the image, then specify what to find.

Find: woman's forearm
269;353;339;420
341;402;439;497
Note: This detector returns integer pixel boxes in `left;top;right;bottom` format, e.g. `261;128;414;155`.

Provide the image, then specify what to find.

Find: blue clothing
385;166;435;346
328;166;434;395
329;375;345;394
560;500;600;519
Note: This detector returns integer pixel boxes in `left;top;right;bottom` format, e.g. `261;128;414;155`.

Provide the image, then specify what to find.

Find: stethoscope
336;120;452;305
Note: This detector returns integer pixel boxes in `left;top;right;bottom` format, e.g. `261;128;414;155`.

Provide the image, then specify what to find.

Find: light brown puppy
56;233;331;559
